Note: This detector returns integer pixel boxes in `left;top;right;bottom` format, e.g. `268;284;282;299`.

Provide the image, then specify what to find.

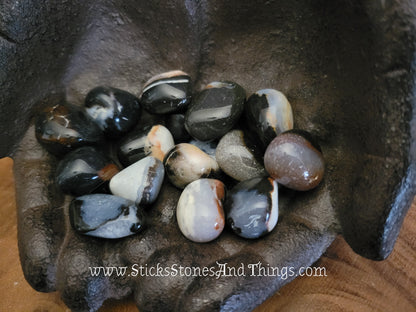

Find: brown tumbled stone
264;130;324;191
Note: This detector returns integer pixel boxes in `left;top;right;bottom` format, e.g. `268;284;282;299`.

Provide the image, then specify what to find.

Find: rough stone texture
216;130;266;181
1;0;416;311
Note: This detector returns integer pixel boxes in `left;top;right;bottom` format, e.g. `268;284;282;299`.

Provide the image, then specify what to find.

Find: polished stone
176;179;226;243
163;143;220;189
69;194;146;239
84;86;141;137
244;89;293;149
140;70;192;114
35;103;104;155
165;113;191;143
56;146;120;196
225;176;278;239
264;130;325;191
117;124;175;166
185;81;246;141
216;130;265;181
109;156;165;206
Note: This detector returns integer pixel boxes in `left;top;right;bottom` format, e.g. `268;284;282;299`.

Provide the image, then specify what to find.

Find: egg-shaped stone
163;143;220;189
165;113;191;143
176;179;226;243
140;70;192;114
185;81;246;141
264;130;325;191
117;124;175;166
244;89;293;149
225;176;278;239
84;86;141;137
69;194;146;239
216;130;266;181
56;146;120;196
109;156;165;206
35;103;104;155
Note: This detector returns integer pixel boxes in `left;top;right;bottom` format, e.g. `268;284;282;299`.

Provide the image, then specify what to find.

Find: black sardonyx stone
185;81;246;141
166;113;191;143
140;70;192;114
117;126;152;167
69;194;146;239
244;89;293;150
117;124;174;167
55;146;120;196
35;102;104;155
225;176;279;239
84;86;141;138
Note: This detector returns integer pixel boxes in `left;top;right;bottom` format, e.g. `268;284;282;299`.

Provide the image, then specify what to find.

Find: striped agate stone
140;70;192;114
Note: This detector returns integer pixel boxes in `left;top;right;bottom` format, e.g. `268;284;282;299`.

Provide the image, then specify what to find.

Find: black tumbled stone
140;70;192;114
84;86;141;138
185;81;246;141
35;102;104;155
56;146;120;196
244;89;293;149
117;124;174;167
165;113;191;143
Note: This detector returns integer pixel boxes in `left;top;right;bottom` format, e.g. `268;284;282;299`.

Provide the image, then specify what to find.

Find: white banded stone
176;179;226;243
109;156;164;205
69;194;145;239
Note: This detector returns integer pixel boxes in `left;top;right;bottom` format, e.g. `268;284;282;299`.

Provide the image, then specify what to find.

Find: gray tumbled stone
216;130;266;181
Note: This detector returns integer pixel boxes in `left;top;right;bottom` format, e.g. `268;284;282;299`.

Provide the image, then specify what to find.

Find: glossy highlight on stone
163;143;220;189
56;146;120;196
69;194;146;239
185;81;246;141
216;130;265;181
176;179;226;243
35;102;104;155
84;86;141;138
264;130;325;191
109;156;165;206
117;124;175;166
244;89;293;149
140;70;192;114
225;176;278;239
165;113;191;143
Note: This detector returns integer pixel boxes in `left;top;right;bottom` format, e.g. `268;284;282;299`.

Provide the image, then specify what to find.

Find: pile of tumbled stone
35;70;325;243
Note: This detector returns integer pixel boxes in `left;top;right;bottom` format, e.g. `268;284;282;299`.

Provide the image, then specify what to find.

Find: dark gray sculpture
1;0;415;311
